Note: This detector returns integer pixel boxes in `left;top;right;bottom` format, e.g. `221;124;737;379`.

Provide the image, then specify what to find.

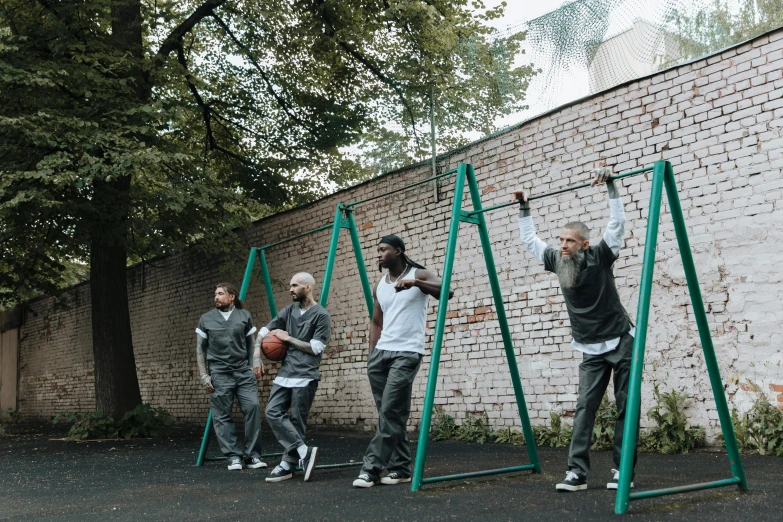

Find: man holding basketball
254;272;331;483
513;167;638;492
195;283;266;471
352;235;453;488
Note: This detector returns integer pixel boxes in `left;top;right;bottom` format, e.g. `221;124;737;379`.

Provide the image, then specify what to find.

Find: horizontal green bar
345;168;458;208
314;461;362;470
257;224;333;250
468;165;654;216
629;477;741;501
421;464;537;484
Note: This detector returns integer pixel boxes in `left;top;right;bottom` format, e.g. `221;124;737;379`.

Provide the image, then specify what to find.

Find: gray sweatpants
210;369;263;459
361;349;422;481
568;332;639;478
266;381;319;465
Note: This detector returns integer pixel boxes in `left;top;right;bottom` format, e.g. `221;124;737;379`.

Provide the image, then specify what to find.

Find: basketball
261;334;287;361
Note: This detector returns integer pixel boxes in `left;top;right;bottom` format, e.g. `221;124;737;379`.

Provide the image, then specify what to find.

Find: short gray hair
563;221;590;241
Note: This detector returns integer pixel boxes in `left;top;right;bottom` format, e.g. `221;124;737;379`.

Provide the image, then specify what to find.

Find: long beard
555;248;586;288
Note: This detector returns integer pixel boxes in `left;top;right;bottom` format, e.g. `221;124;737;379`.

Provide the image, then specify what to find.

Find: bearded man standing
513;167;637;492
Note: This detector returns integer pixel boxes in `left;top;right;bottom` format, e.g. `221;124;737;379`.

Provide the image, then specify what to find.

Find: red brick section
15;29;783;439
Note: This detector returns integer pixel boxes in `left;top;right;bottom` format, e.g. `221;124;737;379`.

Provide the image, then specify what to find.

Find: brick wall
17;29;783;437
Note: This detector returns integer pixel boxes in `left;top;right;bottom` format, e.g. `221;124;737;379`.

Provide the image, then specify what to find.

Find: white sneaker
555;471;587;491
607;468;634;490
381;472;412;485
352;473;377;488
246;457;267;469
227;457;243;470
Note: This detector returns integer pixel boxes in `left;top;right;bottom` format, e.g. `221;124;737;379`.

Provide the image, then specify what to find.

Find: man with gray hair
255;272;331;483
513;168;637;492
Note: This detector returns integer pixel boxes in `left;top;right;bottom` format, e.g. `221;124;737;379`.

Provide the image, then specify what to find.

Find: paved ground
0;429;779;521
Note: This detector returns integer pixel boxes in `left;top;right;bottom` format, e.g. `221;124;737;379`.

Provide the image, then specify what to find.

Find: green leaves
639;385;706;454
52;404;173;441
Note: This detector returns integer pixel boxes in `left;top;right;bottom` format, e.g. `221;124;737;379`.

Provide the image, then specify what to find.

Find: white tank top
375;268;430;354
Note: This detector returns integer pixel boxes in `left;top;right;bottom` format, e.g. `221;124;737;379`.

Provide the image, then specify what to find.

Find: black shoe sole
303;447;319;482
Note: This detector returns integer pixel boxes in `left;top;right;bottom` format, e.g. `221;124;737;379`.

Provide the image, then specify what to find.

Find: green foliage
591;395;618;451
116;404;174;439
53;411;119;441
665;0;783;67
3;408;22;423
53;404;172;441
491;426;525;446
0;0;534;307
431;406;458;442
724;400;783;456
533;412;573;448
455;413;493;444
639;385;705;454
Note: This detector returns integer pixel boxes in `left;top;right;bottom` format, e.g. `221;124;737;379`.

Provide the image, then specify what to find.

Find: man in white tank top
353;235;454;488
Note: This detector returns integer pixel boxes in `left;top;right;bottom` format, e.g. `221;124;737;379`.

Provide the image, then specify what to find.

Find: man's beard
555;248;586;288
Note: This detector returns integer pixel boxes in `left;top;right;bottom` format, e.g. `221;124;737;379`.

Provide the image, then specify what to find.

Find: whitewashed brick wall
18;30;783;439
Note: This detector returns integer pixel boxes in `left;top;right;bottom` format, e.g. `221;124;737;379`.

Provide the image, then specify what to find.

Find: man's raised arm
591;167;626;257
513;189;548;263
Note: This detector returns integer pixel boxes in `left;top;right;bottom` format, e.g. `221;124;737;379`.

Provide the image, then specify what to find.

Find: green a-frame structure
196;161;747;514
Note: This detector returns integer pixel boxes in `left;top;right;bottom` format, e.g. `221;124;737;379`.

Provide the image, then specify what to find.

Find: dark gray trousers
568;332;639;478
361;349;422;481
265;381;319;465
210;369;263;459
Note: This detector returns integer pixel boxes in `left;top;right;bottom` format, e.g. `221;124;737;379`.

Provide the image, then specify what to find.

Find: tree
665;0;783;62
0;1;534;418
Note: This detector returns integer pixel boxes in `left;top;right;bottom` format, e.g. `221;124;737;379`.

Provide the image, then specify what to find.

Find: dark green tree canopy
0;0;534;306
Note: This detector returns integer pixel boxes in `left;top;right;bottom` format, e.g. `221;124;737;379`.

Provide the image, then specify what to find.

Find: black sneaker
266;465;293;482
607;468;634;490
300;446;319;482
227;457;243;471
381;471;411;485
246;457;267;469
556;471;587;492
352;473;377;488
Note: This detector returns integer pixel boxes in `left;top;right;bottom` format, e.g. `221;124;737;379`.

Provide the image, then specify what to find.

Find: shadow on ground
0;430;777;521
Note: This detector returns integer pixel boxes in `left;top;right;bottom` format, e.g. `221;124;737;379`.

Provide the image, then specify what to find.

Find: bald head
293;272;315;286
289;272;316;304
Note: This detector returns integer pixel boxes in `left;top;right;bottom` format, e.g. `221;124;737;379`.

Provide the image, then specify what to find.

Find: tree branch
209;13;315;133
156;0;229;58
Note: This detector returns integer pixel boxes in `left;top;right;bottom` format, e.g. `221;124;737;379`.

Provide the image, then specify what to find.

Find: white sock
279;460;291;471
297;445;308;459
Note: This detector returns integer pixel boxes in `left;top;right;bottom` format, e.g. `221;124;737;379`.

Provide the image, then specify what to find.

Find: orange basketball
261;334;287;361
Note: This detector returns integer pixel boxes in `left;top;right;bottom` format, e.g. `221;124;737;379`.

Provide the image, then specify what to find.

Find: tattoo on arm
196;336;209;376
519;205;531;218
287;337;316;356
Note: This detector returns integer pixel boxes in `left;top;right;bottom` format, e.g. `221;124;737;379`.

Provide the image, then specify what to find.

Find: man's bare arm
196;336;214;392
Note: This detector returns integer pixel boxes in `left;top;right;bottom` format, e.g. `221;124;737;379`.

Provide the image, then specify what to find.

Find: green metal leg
196;410;214;466
345;208;375;319
411;164;468;492
663;164;747;490
258;249;279;316
615;160;666;513
320;204;344;308
465;165;540;473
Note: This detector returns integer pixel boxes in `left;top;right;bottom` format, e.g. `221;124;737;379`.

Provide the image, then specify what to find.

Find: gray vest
544;240;631;344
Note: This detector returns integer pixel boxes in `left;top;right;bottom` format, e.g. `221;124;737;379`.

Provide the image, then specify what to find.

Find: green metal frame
196;204;374;469
614;160;747;513
411;163;542;491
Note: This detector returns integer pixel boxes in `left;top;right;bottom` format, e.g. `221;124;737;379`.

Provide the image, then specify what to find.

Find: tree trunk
89;177;142;418
86;1;146;418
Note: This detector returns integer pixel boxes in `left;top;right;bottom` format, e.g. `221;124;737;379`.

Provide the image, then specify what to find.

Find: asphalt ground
0;430;779;521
